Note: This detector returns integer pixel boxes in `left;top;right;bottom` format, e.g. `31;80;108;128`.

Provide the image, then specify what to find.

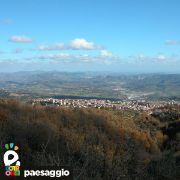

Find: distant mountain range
0;71;179;101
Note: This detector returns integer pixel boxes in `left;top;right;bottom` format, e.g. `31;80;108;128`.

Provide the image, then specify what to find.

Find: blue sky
0;0;180;73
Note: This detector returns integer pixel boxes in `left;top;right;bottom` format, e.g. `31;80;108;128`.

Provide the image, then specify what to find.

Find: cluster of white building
30;98;180;111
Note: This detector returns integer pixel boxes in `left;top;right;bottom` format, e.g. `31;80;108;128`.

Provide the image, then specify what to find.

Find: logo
3;143;20;177
2;143;73;179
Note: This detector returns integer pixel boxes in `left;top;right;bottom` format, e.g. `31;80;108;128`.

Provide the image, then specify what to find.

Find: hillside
0;72;179;101
0;99;179;179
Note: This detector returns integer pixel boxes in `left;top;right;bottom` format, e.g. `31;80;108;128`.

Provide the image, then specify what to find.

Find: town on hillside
30;98;179;111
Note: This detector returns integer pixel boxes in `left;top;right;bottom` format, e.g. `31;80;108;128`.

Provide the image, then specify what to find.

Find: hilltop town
30;98;179;111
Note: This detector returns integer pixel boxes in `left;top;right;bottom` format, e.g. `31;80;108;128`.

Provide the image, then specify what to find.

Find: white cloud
70;38;96;49
37;43;65;50
125;53;180;65
165;39;179;45
38;53;94;62
156;55;166;61
9;35;33;43
37;38;97;51
100;50;113;57
39;53;71;60
37;50;117;64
